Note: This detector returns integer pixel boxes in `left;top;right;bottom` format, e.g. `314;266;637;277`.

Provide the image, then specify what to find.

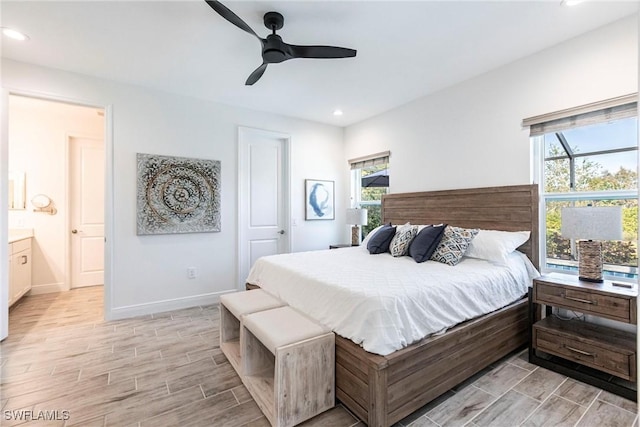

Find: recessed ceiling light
2;27;30;41
562;0;584;6
333;109;343;116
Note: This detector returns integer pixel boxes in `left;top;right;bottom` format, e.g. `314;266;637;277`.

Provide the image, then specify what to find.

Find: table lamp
346;208;368;246
561;206;622;282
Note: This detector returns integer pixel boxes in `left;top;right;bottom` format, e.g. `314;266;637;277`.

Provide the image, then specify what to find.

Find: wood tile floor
1;287;637;427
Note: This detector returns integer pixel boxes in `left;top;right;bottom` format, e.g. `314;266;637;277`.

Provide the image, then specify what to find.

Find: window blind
522;93;637;137
348;151;390;170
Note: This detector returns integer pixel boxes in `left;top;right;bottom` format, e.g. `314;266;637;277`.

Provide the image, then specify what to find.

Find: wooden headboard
382;184;539;269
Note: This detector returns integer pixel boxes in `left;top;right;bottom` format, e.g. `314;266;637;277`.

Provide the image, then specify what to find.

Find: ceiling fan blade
246;63;268;86
205;0;260;40
289;45;357;59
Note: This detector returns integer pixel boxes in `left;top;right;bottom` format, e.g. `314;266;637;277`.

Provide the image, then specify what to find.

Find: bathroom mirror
31;193;57;215
31;194;51;209
8;171;26;210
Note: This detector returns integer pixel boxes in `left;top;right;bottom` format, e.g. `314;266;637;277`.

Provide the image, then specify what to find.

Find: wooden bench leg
275;333;335;427
220;304;240;343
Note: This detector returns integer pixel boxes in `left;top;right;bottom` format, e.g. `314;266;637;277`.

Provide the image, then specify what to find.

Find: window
526;97;638;279
349;152;390;237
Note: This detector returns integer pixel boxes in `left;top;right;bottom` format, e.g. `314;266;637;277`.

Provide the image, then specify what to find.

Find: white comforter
246;247;540;356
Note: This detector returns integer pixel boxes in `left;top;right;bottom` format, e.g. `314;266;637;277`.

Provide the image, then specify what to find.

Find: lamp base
351;225;360;246
578;240;603;283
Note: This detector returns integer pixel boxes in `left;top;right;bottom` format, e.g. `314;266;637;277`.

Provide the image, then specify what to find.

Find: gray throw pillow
409;224;447;263
367;224;397;254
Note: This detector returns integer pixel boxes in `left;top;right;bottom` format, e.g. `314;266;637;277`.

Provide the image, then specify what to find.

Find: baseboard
108;290;236;321
28;282;68;295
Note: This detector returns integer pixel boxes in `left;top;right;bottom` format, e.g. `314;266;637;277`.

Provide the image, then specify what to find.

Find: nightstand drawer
533;317;636;382
535;282;632;323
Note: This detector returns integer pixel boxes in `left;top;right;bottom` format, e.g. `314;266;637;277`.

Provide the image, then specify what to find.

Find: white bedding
246;247;540;356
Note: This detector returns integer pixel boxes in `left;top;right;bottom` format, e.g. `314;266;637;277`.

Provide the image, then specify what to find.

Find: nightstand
529;273;637;401
329;244;357;249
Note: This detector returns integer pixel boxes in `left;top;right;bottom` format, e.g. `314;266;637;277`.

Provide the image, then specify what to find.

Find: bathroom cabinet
9;237;32;307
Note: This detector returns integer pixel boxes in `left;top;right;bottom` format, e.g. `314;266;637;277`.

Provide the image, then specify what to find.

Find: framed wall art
305;179;334;220
136;153;221;235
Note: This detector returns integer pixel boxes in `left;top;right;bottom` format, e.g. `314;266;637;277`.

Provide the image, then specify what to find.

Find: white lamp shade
346;208;368;226
561;206;622;241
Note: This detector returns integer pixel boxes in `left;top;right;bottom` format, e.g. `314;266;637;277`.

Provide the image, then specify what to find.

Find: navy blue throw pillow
409;224;447;263
367;223;397;254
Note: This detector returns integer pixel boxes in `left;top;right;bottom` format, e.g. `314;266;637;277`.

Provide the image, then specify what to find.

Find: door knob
71;229;78;234
278;230;285;235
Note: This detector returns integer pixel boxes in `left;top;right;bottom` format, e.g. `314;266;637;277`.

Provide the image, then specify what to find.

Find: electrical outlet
187;267;197;279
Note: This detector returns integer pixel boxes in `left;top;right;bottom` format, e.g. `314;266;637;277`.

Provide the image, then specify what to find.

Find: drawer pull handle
564;295;595;305
20;255;27;265
565;345;596;357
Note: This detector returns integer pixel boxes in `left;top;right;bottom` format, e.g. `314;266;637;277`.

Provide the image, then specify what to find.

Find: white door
238;127;290;288
70;136;104;288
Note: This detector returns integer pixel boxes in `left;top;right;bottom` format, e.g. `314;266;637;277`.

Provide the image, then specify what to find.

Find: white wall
1;88;9;340
8;96;104;293
345;16;638;193
2;59;345;318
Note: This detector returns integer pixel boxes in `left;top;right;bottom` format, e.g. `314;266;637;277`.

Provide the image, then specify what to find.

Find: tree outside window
359;165;389;236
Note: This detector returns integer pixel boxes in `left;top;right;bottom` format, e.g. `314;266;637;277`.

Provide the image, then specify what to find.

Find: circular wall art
136;153;221;235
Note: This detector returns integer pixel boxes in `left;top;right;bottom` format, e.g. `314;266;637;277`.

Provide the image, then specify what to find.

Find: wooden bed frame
250;184;539;426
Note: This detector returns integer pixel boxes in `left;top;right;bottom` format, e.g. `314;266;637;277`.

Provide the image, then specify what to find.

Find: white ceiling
1;1;638;126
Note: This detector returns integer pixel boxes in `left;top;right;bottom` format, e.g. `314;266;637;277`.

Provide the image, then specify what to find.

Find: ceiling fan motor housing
263;35;288;63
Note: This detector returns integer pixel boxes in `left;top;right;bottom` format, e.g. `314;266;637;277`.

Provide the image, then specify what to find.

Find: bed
247;184;539;426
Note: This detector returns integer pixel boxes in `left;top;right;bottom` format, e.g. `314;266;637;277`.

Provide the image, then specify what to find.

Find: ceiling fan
205;0;357;85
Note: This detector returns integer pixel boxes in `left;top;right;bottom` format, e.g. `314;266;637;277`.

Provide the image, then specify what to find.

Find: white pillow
465;229;530;264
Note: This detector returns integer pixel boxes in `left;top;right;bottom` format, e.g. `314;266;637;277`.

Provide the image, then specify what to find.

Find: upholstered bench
219;289;285;374
241;306;335;427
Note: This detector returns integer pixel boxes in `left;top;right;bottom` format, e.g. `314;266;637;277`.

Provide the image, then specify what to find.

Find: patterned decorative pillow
389;223;418;257
430;226;479;266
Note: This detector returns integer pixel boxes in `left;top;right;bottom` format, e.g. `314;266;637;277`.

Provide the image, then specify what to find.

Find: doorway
4;95;107;337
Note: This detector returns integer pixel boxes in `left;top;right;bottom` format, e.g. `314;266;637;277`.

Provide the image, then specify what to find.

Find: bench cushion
220;289;284;318
243;306;331;354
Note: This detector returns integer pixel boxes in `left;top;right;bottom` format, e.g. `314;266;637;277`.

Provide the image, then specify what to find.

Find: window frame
534;124;639;280
350;164;389;237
